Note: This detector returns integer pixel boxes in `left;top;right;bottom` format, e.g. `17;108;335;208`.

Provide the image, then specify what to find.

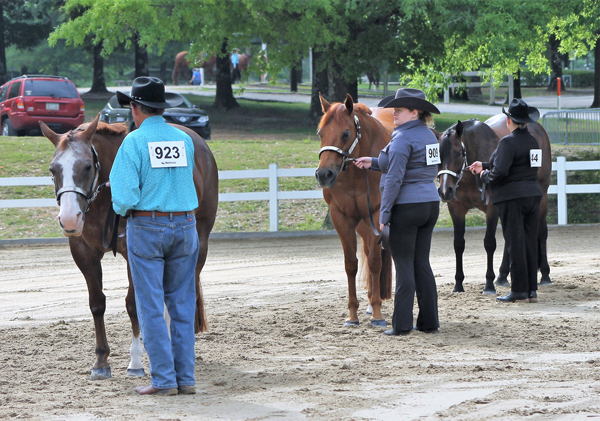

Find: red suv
0;75;85;136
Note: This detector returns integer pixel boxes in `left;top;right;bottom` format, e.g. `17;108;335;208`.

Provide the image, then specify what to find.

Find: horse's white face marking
55;147;85;236
128;334;144;371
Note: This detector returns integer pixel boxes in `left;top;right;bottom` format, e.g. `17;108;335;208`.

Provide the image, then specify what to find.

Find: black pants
388;201;440;332
496;196;541;294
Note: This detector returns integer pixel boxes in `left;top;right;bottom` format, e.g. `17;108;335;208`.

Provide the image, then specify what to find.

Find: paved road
92;84;596;117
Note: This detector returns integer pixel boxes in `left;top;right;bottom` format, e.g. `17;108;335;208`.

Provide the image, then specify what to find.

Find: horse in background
315;93;393;327
437;116;551;294
172;51;217;85
41;115;218;380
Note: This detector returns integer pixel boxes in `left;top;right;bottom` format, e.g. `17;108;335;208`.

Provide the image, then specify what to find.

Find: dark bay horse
315;93;393;327
437;115;552;294
41;115;218;380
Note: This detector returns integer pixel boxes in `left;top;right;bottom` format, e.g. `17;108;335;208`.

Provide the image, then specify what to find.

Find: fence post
489;76;495;105
269;163;279;232
556;157;567;225
508;75;514;104
383;71;388;97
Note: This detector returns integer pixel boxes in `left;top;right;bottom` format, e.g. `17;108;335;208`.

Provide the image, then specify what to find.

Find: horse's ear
39;121;61;146
344;93;354;114
82;113;101;141
455;120;464;138
319;92;331;113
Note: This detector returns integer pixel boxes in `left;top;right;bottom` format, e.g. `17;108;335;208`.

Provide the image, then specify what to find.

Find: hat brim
502;106;540;124
116;91;183;109
378;95;440;114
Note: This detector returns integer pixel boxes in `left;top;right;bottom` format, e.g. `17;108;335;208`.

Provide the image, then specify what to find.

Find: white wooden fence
1;159;598;229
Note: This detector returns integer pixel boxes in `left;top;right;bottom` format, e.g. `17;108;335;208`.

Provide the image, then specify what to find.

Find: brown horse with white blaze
41;115;218;380
315;93;393;327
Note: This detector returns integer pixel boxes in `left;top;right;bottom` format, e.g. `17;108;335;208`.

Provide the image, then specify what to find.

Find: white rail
1;159;598;229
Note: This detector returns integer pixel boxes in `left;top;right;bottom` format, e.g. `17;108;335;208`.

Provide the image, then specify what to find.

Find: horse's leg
357;222;386;327
193;220;212;333
482;205;499;294
69;239;111;380
123;261;145;377
331;207;360;326
448;202;468;293
538;194;551;285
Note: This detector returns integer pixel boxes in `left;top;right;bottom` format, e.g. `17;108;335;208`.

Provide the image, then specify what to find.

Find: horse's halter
52;143;104;213
318;114;361;171
437;140;468;189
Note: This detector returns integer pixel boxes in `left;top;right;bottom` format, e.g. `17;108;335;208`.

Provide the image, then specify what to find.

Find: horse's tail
379;246;393;300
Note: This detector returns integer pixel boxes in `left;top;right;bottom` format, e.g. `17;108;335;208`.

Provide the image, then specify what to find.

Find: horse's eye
342;131;350;140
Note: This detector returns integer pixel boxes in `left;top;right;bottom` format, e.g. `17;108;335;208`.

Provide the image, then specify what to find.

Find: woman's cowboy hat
117;76;183;109
378;88;440;114
502;98;540;124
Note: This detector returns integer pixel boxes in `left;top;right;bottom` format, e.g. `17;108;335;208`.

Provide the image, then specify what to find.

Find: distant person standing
190;68;201;86
110;77;199;396
469;98;543;303
231;49;240;83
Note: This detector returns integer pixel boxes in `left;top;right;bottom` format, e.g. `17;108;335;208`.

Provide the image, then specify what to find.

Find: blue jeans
127;212;199;389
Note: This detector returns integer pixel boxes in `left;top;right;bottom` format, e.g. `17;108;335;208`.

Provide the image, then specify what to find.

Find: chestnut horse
437;115;551;294
172;51;217;85
41;115;218;380
315;94;392;327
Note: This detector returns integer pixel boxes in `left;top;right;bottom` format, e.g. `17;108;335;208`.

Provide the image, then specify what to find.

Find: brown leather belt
132;211;190;217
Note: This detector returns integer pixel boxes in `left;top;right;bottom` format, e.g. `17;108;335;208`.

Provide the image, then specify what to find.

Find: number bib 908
426;143;441;165
148;141;187;168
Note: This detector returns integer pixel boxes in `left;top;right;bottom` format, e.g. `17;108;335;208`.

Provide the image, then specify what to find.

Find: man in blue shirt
110;77;199;396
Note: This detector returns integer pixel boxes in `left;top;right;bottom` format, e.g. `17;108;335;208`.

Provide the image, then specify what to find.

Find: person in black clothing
469;98;543;303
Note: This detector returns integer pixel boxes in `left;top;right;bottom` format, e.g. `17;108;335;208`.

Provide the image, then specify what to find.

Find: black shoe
383;329;411;336
496;291;528;303
414;327;439;333
528;291;538;303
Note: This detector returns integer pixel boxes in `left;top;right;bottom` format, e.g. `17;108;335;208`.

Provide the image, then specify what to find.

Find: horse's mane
318;101;373;131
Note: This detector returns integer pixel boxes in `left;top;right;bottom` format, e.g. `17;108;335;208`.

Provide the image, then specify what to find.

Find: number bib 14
530;149;542;168
426;143;441;165
148;141;187;168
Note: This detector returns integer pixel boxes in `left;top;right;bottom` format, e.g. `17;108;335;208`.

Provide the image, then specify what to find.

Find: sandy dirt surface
1;225;600;420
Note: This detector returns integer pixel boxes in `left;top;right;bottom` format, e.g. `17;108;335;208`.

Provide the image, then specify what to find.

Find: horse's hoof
126;368;146;377
495;278;510;288
370;319;387;327
452;287;465;293
90;367;112;380
482;288;496;295
366;305;373;315
343;321;359;327
539;277;552;286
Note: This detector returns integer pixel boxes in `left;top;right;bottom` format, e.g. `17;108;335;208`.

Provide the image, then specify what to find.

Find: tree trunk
591;37;600;108
513;69;522;99
329;61;358;103
89;42;109;94
296;57;303;84
159;61;167;84
308;49;329;123
213;39;239;110
290;66;298;92
134;33;149;78
0;3;7;85
548;34;566;92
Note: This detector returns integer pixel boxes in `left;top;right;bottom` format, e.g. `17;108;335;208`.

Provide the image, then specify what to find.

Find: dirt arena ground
1;224;599;420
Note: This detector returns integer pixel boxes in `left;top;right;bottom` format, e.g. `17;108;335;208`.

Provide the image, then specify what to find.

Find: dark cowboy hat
116;76;183;109
502;98;540;124
378;88;440;114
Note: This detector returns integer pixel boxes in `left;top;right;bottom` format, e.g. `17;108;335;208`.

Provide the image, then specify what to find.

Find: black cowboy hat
117;76;183;109
378;88;440;114
502;98;540;124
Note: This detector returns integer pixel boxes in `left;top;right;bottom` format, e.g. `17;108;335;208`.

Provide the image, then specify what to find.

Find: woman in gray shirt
355;88;441;336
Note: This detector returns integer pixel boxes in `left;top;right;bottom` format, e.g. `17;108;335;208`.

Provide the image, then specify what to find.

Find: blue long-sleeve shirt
371;119;439;224
110;115;198;216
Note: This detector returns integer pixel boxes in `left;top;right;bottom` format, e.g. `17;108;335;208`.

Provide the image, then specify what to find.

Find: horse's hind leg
194;221;212;333
69;240;112;380
358;222;386;327
482;205;499;294
538;195;551;285
123;261;145;377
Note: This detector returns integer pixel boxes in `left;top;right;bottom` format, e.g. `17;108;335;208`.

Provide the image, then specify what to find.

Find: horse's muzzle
315;167;338;189
438;185;455;203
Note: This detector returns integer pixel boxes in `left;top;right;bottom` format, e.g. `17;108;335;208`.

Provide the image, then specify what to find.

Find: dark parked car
0;74;85;136
100;92;211;140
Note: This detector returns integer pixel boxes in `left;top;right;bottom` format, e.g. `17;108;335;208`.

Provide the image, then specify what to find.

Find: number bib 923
530;149;542;168
148;141;187;168
426;143;441;165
